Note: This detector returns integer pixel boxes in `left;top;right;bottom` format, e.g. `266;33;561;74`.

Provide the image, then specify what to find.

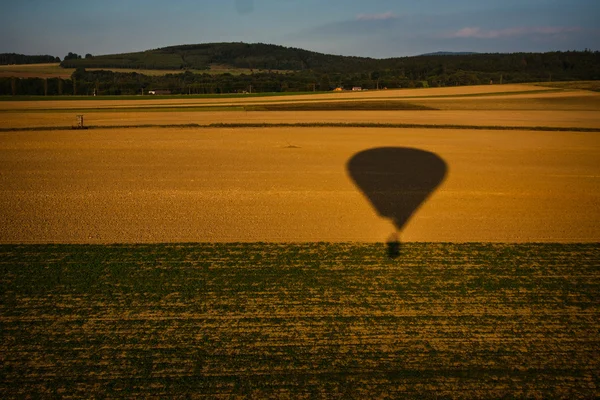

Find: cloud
449;26;583;39
356;12;397;21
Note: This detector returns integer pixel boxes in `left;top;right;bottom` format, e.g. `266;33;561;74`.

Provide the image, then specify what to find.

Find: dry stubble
0;127;598;243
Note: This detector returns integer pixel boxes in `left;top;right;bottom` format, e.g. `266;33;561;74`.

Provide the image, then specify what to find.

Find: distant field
0;83;584;107
0;63;74;79
1;84;599;129
536;80;600;92
1;243;598;398
0;63;286;79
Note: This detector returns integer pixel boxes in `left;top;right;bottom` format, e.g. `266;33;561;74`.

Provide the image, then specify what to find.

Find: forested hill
60;42;368;71
1;53;61;65
59;43;600;80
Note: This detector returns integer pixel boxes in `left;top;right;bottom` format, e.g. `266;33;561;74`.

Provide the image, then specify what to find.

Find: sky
1;0;598;59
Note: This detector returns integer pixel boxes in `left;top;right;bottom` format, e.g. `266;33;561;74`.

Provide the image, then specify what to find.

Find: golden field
0;84;599;243
1;84;599;129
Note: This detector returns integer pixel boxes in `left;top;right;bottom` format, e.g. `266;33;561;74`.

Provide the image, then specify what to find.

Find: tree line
0;53;60;65
2;50;599;96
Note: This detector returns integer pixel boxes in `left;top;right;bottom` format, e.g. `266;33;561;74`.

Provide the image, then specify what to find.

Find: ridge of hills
59;42;369;72
55;42;600;77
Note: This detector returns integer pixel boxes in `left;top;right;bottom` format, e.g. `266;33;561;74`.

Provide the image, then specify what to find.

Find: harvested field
0;63;74;79
0;127;598;243
1;83;599;131
1;243;598;398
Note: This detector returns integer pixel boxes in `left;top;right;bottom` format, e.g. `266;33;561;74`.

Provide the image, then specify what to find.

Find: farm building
148;89;171;95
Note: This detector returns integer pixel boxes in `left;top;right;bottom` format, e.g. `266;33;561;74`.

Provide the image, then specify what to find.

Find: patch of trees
0;53;60;65
0;76;72;96
63;52;82;61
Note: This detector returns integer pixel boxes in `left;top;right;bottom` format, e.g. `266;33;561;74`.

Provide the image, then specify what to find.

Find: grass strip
2;122;599;133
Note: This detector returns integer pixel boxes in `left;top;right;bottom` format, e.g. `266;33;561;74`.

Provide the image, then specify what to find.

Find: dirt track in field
1;127;598;243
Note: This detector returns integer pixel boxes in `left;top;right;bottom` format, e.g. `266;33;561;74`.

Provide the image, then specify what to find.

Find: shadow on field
347;147;448;259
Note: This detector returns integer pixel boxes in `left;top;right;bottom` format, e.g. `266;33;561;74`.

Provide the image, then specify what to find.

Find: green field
1;243;598;398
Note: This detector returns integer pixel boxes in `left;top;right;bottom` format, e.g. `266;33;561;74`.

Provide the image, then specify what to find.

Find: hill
59;43;600;80
419;51;480;56
60;43;375;72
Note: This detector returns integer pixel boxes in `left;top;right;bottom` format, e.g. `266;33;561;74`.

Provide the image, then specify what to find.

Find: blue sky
1;0;598;58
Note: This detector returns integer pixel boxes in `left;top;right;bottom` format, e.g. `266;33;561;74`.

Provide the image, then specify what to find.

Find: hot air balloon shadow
347;147;448;258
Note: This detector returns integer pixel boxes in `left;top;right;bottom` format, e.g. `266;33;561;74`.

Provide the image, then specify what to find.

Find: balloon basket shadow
386;232;401;259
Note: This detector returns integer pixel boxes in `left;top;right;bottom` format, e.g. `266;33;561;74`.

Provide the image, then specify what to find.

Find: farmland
0;62;263;79
0;83;599;397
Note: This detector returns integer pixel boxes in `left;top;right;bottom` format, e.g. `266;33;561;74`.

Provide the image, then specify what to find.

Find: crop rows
1;243;598;398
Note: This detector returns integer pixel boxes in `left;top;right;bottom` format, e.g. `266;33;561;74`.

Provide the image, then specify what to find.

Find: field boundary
2;122;599;133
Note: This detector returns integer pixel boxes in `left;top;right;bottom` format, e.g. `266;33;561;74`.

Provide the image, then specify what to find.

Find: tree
64;52;82;61
85;53;93;59
319;74;331;91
